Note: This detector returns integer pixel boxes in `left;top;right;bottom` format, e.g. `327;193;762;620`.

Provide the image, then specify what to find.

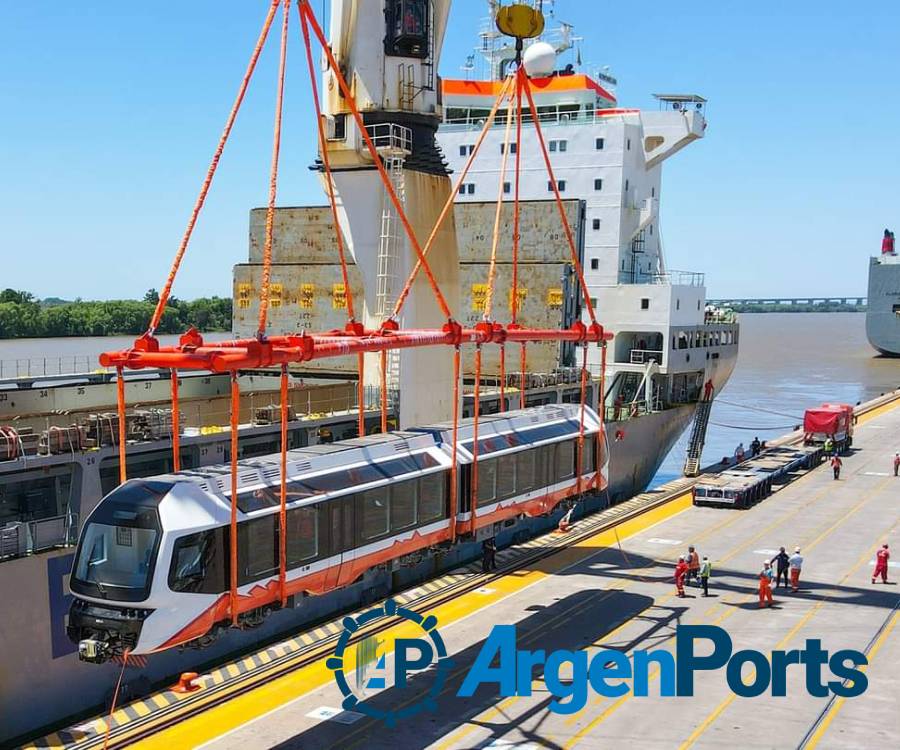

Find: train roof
415;404;593;435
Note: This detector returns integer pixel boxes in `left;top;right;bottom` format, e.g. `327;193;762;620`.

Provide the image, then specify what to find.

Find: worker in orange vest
758;567;774;608
830;454;842;480
675;556;689;597
687;546;701;584
872;544;890;584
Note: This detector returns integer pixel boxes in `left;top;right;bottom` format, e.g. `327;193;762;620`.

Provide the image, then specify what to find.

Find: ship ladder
684;398;713;477
375;144;408;413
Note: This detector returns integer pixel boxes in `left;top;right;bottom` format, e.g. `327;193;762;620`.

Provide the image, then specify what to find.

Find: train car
67;405;605;662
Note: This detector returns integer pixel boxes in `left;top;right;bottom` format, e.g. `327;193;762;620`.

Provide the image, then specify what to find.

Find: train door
324;495;354;589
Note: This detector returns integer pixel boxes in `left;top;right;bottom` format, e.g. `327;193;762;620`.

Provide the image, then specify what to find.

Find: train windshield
71;481;169;602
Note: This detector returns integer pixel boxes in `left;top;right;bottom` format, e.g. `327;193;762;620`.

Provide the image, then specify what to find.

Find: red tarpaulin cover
804;404;852;435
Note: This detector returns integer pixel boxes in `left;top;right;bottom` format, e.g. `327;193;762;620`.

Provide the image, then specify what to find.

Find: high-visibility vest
700;561;712;577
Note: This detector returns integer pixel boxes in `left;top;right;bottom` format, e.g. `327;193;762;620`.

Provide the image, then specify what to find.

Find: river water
1;315;897;484
653;312;900;485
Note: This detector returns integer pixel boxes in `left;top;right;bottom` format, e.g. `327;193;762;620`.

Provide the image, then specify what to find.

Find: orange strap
470;346;482;536
298;3;355;323
519;343;527;409
520;69;598;326
298;2;451;321
499;345;506;414
357;353;365;437
149;0;280;334
392;75;515;321
511;74;524;325
170;369;181;473
116;367;127;484
380;350;388;433
279;364;288;608
576;344;588;494
229;371;240;626
483;89;515;321
596;342;607;489
257;0;291;337
449;347;460;543
102;650;130;750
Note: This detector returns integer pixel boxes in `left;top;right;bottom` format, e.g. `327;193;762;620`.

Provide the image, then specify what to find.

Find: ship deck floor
119;398;900;750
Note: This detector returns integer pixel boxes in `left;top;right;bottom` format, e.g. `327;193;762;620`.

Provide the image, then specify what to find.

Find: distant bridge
708;296;867;308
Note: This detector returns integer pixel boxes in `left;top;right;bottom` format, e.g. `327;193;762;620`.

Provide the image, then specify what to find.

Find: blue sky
2;1;898;301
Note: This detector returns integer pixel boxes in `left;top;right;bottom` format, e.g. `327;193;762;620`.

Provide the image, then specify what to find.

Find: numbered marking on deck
753;549;781;556
647;538;682;546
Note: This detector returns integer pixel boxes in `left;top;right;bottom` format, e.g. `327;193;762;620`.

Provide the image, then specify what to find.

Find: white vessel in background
437;2;739;495
866;251;900;356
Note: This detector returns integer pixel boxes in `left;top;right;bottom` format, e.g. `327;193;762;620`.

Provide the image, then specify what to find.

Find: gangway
683;398;712;476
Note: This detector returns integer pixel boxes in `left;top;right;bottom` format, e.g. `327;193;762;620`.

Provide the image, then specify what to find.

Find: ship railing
365;123;413;157
0;513;79;562
647;270;705;287
0;355;100;379
604;398;665;423
629;349;663;365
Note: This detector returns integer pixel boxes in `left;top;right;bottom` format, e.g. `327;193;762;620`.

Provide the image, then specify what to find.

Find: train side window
495;455;516;500
391;480;417;530
168;529;225;594
538;444;555;486
286;505;318;565
558;440;576;480
236;486;279;513
240;516;277;583
360;487;389;540
516;450;536;492
477;459;497;503
418;472;446;524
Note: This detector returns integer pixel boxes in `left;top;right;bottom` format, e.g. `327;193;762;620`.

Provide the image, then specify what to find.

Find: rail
0;356;100;379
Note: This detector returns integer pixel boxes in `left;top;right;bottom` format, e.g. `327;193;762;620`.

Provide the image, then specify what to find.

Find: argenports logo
330;614;868;724
328;599;453;727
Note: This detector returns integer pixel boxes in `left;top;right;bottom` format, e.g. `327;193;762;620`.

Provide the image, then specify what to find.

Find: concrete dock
29;396;900;750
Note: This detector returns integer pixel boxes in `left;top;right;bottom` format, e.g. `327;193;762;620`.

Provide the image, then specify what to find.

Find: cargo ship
0;1;737;742
866;252;900;356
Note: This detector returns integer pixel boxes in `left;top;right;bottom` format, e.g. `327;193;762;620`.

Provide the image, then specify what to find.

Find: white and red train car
67;405;606;662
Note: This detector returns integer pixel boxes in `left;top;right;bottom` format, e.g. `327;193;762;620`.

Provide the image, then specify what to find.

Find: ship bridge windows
594;178;603;191
596;137;605;150
459;144;475;157
548;139;568;153
459;183;476;196
548;180;566;192
592;219;601;230
500;142;517;155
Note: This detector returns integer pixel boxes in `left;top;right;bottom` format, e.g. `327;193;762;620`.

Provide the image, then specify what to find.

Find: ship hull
866;257;900;356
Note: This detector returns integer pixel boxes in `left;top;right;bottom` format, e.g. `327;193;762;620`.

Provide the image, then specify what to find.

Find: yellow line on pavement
678;504;897;750
563;474;893;748
130;492;693;749
802;610;898;749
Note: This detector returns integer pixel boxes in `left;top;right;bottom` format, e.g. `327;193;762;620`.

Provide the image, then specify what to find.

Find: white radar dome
522;41;557;78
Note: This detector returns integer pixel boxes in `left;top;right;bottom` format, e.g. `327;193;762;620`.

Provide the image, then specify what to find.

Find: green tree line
0;289;232;338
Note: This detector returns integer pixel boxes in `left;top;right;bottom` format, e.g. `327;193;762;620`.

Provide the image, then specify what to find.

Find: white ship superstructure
437;4;739;493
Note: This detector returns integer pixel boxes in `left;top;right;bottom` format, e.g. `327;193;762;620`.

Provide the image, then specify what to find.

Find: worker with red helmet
675;556;689;597
872;544;890;584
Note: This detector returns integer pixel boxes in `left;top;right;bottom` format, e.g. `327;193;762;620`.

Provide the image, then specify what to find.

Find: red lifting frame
104;0;612;625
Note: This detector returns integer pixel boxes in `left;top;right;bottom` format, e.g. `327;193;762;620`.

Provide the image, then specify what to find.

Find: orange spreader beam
100;322;610;374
